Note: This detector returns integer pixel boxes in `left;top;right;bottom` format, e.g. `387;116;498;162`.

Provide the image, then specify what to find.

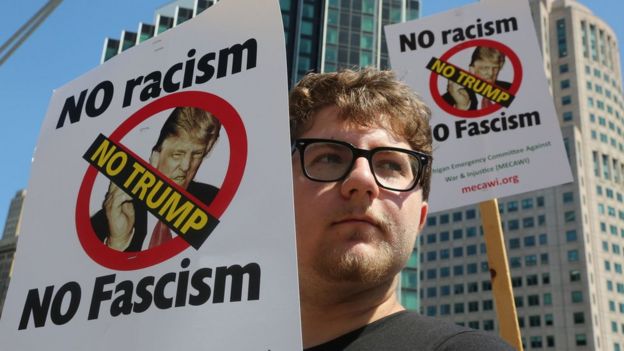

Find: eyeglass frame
291;138;432;192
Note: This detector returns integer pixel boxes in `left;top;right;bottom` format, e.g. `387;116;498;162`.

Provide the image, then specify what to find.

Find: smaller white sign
385;0;572;213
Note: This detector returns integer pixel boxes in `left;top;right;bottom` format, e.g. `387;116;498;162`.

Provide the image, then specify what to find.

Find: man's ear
149;150;160;167
418;201;429;232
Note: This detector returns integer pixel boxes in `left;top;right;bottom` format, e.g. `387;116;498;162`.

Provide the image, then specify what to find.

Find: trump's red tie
149;221;172;248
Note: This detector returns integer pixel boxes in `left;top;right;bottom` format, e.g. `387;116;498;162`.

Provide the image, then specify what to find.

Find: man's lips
332;216;380;228
172;175;187;184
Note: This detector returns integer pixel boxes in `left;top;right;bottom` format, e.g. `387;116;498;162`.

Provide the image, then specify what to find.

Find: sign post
480;199;522;349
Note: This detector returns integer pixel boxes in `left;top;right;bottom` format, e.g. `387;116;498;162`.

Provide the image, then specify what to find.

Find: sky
0;0;622;234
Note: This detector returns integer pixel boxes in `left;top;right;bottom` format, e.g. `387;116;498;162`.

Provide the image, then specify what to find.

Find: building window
509;238;520;249
426;305;436;316
452;211;463;222
528;295;540;306
508;220;520;230
571;291;583;303
564;211;576;222
483;320;494;330
562;96;572;105
440;249;449;259
537;196;545;207
440;214;449;224
466;209;477;219
440;267;450;278
453;265;464;276
452;229;463;240
527;275;538;286
559;64;569;73
523;217;535;228
573;312;585;324
530;335;543;348
560;79;570;89
440;231;449;241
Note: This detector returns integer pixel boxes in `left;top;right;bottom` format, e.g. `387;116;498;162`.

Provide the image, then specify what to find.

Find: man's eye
311;153;344;165
375;160;404;173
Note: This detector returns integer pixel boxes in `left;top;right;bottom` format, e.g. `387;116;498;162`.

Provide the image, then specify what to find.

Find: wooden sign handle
480;198;523;350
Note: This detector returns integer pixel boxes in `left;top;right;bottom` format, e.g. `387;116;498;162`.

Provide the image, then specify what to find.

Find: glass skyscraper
101;0;420;87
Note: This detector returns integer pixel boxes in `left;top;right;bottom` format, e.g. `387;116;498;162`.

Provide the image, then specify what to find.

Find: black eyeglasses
292;138;431;192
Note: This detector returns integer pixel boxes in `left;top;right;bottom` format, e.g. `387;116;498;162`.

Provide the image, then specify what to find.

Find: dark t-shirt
304;311;514;351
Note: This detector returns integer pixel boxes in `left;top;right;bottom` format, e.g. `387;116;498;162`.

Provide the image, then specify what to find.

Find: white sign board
386;0;572;213
0;0;302;349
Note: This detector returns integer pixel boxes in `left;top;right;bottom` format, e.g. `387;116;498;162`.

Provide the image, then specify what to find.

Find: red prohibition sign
429;39;523;118
75;91;247;271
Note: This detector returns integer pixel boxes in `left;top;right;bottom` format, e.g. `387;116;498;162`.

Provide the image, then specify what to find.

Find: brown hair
289;68;433;199
153;106;221;154
470;46;505;67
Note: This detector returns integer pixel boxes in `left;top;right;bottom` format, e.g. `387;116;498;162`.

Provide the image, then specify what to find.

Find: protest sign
385;0;573;213
0;0;301;349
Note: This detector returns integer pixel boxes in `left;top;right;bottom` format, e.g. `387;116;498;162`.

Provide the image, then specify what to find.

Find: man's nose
340;157;380;199
179;154;191;171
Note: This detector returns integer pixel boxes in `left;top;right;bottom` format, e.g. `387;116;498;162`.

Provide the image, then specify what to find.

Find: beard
311;215;413;284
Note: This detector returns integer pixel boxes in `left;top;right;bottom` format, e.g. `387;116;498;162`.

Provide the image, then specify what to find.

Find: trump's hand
447;80;471;110
103;182;135;251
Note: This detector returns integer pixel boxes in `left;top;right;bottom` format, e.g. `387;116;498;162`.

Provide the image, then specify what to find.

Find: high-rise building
1;189;26;241
280;0;420;86
101;0;421;87
415;1;624;349
0;189;25;316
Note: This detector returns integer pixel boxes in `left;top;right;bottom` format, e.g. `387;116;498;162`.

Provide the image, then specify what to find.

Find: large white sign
0;0;302;349
386;0;572;212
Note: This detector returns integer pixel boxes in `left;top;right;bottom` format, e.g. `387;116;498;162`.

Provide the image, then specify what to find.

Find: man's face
470;58;502;83
150;133;207;189
292;105;428;289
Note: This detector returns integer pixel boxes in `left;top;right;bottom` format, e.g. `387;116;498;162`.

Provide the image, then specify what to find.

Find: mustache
330;208;392;234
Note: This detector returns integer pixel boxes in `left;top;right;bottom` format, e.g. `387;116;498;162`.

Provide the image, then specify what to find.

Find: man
91;106;221;252
443;46;512;111
290;68;513;350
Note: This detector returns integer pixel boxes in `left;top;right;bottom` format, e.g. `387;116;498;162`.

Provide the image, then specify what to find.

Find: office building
0;189;25;316
415;1;624;349
101;0;421;87
1;189;25;241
